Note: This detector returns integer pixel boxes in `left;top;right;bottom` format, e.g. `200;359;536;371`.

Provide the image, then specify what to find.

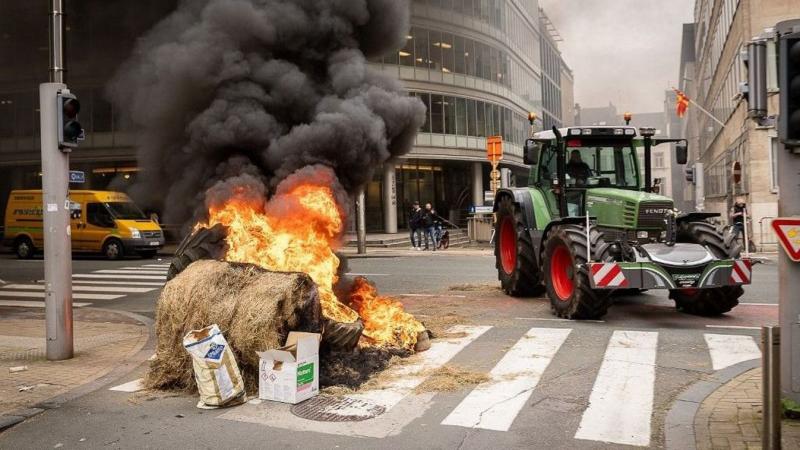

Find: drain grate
290;395;385;422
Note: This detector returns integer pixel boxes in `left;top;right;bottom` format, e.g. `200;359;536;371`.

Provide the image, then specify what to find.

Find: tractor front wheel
494;196;544;296
542;225;613;320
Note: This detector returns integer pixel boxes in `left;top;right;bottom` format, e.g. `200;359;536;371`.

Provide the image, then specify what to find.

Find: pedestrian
409;201;423;250
729;197;747;241
422;203;438;251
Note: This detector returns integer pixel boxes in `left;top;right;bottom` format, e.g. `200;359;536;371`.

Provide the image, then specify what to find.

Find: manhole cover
290;395;385;422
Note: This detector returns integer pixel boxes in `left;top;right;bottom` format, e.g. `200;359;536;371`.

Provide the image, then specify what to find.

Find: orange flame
201;180;424;349
348;277;426;349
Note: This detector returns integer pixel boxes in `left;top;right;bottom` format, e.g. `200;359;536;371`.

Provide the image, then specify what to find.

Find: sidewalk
694;367;800;449
0;307;151;429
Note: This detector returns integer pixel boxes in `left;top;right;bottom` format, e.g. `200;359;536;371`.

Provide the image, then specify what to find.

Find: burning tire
494;196;544;296
322;317;364;351
167;224;228;281
670;221;743;316
543;225;613;320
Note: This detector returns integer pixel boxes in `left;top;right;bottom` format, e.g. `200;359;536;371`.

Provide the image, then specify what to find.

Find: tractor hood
585;188;674;230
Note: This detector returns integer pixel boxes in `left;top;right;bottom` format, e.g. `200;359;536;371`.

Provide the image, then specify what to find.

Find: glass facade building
0;0;573;234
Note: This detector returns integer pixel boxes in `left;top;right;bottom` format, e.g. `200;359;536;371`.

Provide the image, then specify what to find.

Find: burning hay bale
147;259;322;392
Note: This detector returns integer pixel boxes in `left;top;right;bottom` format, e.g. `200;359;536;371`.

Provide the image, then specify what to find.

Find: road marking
705;325;762;331
515;317;605;323
142;264;171;268
109;378;145;392
0;300;91;308
0;291;124;300
119;267;169;272
345;273;389;277
92;270;168;275
441;327;571;431
73;274;166;280
739;302;778;307
343;325;492;413
63;280;165;287
704;334;761;370
575;330;658;447
397;294;467;298
5;284;156;294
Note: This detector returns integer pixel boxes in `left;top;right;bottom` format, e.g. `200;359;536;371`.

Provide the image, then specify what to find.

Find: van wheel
14;237;34;259
103;239;124;260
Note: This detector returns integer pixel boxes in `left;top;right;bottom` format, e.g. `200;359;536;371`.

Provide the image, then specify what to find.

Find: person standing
409;201;423;250
422;203;437;251
729;197;747;241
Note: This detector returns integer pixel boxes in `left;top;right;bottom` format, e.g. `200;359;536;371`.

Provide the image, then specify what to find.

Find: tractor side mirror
676;142;688;165
523;139;540;165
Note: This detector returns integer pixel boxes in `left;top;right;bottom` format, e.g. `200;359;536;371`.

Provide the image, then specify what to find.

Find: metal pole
762;326;781;450
40;83;73;360
695;162;705;212
356;189;367;255
743;205;750;256
49;0;64;83
382;164;397;234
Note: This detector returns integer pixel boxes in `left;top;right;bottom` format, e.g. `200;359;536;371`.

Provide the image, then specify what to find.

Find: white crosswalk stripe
441;327;571;431
92;269;168;275
67;280;165;287
142;264;171;268
0;290;123;300
109;378;145;393
5;284;156;294
574;330;658;447
73;274;166;280
704;334;761;370
120;267;169;271
0;300;92;308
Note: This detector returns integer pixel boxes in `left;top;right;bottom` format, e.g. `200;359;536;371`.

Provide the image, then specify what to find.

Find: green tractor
493;125;751;320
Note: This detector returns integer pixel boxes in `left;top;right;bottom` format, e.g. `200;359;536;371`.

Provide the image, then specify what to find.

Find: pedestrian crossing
0;263;169;308
208;325;764;445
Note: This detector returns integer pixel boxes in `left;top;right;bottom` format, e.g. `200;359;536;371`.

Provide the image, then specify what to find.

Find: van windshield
104;202;147;220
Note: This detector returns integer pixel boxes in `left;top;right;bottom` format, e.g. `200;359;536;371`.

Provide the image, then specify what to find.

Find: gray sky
538;0;694;114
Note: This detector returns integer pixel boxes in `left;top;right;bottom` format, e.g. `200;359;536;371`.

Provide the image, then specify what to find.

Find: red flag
674;88;690;118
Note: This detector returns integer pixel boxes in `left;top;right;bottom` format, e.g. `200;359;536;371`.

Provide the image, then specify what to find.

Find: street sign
69;170;85;184
486;136;503;161
771;218;800;262
732;161;742;184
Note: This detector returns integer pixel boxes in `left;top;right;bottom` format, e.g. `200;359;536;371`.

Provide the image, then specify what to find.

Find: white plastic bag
183;324;245;408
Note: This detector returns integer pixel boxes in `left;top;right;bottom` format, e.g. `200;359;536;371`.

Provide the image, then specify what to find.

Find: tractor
493;124;751;319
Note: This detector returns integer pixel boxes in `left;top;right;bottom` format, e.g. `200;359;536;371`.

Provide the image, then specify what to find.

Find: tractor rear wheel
670;221;744;316
542;225;613;320
494;196;544;296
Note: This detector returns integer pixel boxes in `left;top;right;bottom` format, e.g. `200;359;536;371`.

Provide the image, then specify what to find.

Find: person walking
729;197;747;241
409;201;423;250
422;203;438;251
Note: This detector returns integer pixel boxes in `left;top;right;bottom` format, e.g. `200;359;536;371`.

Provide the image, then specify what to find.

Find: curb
664;359;761;450
0;308;155;433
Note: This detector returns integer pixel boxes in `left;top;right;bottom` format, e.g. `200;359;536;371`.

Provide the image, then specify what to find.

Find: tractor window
537;140;640;190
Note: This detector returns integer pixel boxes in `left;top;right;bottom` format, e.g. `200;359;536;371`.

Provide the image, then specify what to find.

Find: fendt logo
644;208;670;215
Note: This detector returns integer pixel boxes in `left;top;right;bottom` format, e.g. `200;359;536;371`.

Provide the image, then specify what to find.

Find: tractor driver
566;150;592;185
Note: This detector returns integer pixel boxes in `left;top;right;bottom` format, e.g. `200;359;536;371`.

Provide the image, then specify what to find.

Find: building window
467;99;477;136
653;152;665;169
414;28;429;69
430;94;445;134
444;96;457;134
417;92;431;132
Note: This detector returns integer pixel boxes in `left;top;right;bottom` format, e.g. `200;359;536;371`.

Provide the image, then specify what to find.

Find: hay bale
146;260;322;393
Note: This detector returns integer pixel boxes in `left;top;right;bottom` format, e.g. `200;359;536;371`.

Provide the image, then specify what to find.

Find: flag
674;88;690;118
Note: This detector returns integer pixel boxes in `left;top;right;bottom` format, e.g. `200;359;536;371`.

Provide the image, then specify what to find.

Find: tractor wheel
494;196;544;296
166;224;228;281
542;225;613;320
670;221;744;316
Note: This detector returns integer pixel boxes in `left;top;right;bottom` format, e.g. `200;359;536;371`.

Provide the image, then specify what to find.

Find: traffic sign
771;217;800;262
69;170;85;184
486;136;503;161
732;161;742;184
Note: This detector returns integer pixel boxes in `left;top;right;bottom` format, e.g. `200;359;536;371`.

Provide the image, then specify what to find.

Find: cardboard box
257;332;321;404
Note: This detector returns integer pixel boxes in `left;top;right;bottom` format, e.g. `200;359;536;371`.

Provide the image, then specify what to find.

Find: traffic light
57;91;83;150
685;166;696;184
779;29;800;147
741;40;767;118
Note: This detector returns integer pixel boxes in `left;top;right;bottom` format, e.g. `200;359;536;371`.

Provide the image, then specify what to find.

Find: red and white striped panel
730;259;752;285
591;263;629;288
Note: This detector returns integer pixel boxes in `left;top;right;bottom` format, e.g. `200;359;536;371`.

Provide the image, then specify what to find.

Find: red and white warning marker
591;263;629;288
771;218;800;262
730;259;752;285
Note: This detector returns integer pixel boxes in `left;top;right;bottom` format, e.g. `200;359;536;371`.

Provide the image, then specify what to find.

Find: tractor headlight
130;228;141;239
637;231;649;239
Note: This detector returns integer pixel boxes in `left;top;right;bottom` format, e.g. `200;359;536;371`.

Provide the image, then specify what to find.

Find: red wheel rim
500;217;517;274
551;244;575;301
681;288;699;297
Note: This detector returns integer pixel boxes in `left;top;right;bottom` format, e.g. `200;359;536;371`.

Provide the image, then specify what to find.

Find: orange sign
487;136;503;161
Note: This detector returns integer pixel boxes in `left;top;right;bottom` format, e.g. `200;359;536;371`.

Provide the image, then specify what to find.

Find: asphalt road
0;251;780;449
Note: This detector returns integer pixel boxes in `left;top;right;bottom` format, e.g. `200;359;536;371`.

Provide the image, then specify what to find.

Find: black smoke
108;0;425;228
